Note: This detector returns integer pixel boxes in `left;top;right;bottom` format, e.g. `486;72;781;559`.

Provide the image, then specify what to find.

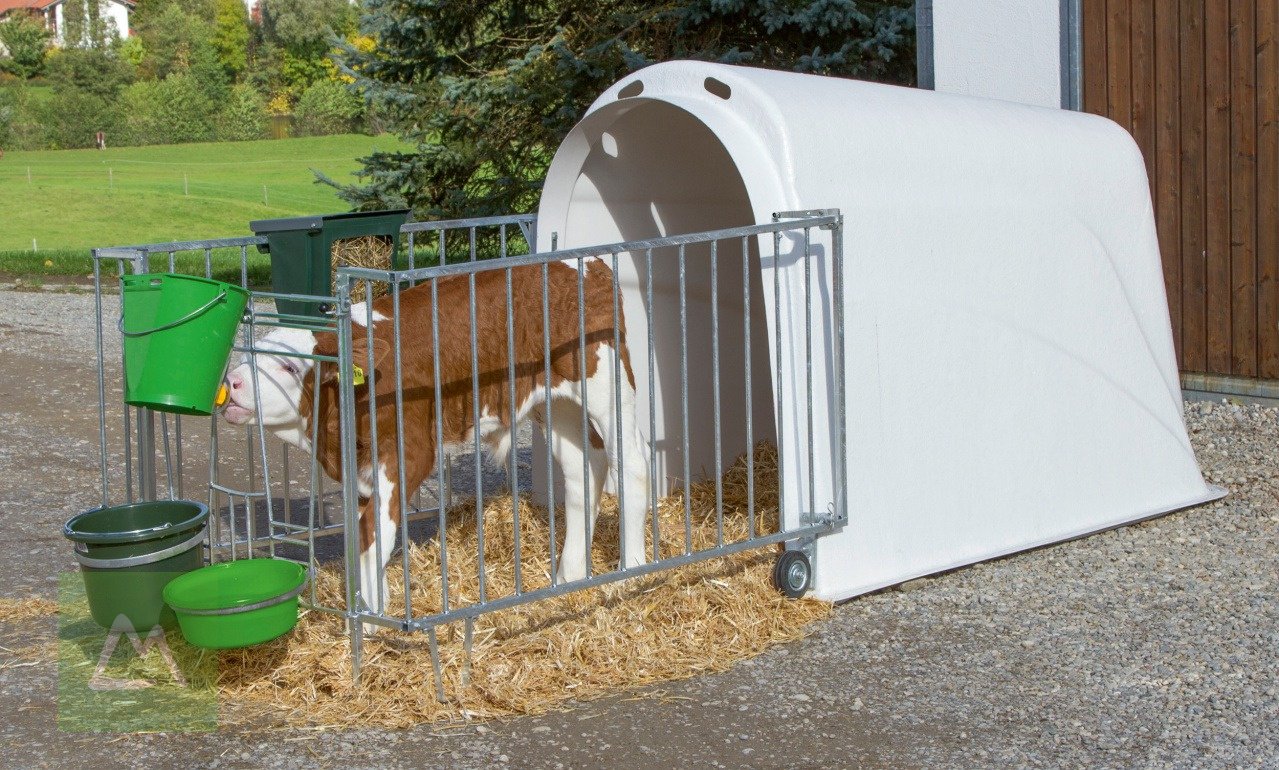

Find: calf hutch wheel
772;550;811;598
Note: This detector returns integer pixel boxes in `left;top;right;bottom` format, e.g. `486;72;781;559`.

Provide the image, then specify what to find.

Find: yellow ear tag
336;365;366;385
214;383;228;407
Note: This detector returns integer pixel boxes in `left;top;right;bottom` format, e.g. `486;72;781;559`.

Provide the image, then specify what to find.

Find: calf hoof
554;564;587;586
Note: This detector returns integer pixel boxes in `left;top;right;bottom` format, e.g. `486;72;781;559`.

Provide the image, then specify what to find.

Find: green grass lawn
0;134;410;276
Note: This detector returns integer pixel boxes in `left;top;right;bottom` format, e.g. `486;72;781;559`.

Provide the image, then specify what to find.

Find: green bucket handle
118;288;231;338
73;526;209;569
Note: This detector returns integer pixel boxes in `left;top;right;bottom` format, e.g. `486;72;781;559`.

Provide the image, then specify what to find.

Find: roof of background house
0;0;41;13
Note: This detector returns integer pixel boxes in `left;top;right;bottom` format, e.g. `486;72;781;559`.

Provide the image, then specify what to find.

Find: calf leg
358;462;399;634
583;346;651;571
545;400;607;584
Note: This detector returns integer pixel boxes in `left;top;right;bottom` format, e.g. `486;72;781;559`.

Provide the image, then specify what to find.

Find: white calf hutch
88;61;1221;680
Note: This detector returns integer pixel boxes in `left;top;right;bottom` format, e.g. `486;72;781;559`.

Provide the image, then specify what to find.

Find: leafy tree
332;0;915;218
261;0;354;53
41;46;132;147
258;0;355;96
212;0;250;78
0;14;52;79
216;82;270;140
120;72;215;145
135;5;228;101
294;78;362;136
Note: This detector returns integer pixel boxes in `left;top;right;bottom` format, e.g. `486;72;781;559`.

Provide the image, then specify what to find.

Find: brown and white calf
222;260;651;620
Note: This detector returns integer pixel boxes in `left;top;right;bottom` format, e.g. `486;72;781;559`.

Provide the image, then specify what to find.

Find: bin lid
249;209;411;235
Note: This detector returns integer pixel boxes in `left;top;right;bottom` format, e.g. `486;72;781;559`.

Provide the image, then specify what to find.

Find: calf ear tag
338;365;366;385
214;384;228;407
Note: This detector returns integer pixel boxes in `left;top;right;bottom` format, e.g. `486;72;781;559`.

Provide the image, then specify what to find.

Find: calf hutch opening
80;61;1222;711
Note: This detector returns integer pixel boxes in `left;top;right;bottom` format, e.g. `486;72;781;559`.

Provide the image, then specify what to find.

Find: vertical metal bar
916;0;935;90
335;274;364;682
160;413;175;500
209;394;220;555
772;227;784;536
462;617;474;685
132;255;156;503
240;245;248;289
408;231;416;274
167;251;175;273
93;254;109;506
710;240;723;548
742;237;755;539
469;265;486;601
1061;0;1083;110
577;257;592;577
427;627;445;701
120;261;134;504
137;408;156;502
431;277;449;612
831;217;848;524
175;414;183;501
505;265;522;594
439;231;446;267
281;443;289;529
364;283;384;613
308;361;323;606
203;248;212;279
804;228;815;518
393;280;412;621
542;262;557;584
678;244;691;553
228;492;238;561
645;249;658;561
610;251;625;569
249;303;277;547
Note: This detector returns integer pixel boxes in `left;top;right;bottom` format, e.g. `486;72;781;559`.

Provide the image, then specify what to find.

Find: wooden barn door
1082;0;1279;379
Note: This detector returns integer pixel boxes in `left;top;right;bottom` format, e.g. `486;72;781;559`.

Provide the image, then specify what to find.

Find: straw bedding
331;236;394;305
217;443;832;729
0;597;57;623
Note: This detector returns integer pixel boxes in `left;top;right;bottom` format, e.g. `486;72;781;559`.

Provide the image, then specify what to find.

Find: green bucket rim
163;558;307;613
63;500;210;546
120;272;251;297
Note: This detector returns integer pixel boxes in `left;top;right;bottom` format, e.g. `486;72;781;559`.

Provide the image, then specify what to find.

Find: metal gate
90;210;846;684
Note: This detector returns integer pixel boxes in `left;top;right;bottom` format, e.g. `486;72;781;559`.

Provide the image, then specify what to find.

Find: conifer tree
331;0;915;219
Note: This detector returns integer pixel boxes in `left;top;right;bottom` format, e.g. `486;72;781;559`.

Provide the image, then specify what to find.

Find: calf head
222;324;392;432
223;326;318;428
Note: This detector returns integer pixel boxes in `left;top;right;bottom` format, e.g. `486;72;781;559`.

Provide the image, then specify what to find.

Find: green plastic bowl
163;559;307;649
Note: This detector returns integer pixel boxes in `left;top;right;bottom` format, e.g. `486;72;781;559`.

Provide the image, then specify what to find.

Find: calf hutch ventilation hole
216;445;829;729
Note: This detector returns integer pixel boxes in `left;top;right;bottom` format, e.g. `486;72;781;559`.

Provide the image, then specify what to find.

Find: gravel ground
1;287;1277;768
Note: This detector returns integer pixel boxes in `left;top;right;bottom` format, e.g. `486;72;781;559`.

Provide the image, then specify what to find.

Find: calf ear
313;334;393;384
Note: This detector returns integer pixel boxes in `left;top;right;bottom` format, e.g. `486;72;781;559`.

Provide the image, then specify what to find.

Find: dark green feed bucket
63;501;209;632
121;273;249;416
164;559;307;649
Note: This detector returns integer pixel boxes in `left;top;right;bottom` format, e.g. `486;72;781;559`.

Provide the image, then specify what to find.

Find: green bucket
63;500;209;632
163;559;307;649
120;273;249;416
